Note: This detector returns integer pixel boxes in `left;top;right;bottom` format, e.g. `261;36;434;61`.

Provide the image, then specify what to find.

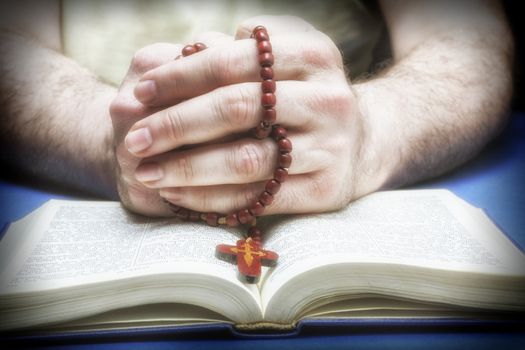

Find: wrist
90;87;119;199
351;78;402;198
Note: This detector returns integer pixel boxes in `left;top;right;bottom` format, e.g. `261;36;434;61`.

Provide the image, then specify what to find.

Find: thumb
235;15;315;40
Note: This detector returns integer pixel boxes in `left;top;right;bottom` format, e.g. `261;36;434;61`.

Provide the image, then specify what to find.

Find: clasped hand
110;16;366;217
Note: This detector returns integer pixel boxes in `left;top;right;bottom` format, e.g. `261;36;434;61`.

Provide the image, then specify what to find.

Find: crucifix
169;26;287;284
216;237;278;283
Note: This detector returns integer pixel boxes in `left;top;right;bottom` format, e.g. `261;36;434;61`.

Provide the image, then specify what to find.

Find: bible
1;189;524;334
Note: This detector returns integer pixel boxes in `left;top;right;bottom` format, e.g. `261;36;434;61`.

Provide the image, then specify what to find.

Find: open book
1;189;524;333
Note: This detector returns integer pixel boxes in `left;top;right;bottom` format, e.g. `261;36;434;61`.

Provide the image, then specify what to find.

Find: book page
0;200;252;291
0;200;263;327
58;303;232;330
259;190;525;319
0;204;46;277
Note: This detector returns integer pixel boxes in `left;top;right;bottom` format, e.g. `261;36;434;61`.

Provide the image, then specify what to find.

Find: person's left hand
125;16;369;216
110;33;234;217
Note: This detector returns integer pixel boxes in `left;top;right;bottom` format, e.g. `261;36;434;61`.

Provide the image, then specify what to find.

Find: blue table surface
1;113;524;349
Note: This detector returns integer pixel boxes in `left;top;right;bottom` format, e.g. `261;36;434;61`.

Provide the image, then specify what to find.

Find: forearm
0;30;118;197
353;2;513;196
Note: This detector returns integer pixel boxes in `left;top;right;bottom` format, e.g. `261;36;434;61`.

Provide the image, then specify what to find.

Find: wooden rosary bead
194;42;207;51
278;153;292;168
271;126;287;140
182;44;198;56
166;202;181;213
226;213;240;227
238;209;254;224
249;201;265;216
189;210;201;221
175;208;190;220
206;212;219;226
262;108;276;123
261;80;276;93
254;122;272;139
250;237;262;245
262;93;276;108
274;167;288;183
252;26;267;35
265;179;281;195
260;67;274;80
172;26;291;279
254;30;269;42
259;191;274;206
248;227;262;241
258;52;274;67
249;226;262;235
278;138;293;152
257;40;272;54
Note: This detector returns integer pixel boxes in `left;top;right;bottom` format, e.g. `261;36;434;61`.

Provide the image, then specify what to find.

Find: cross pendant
216;237;278;284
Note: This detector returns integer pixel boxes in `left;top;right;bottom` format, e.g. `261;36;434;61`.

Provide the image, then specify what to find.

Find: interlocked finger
134;133;326;188
125;80;323;157
159;173;338;215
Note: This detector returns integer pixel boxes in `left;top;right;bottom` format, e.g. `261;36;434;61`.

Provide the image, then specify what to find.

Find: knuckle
109;95;128;118
215;86;256;128
163;108;186;142
207;49;230;85
197;190;213;212
131;45;164;73
208;48;243;85
229;142;265;180
173;154;195;184
324;134;350;157
301;31;343;69
109;94;143;121
318;142;351;186
308;174;331;198
115;144;130;166
309;85;354;121
327;86;354;117
233;183;259;210
308;173;344;209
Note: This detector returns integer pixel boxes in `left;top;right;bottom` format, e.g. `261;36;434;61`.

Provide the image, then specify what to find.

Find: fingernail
125;127;152;154
134;80;157;104
135;163;163;182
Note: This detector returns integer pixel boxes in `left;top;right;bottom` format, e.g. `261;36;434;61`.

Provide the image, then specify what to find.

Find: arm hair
0;1;118;197
352;0;513;195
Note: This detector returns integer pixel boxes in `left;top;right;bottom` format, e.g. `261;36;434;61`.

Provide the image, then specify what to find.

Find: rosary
166;26;290;283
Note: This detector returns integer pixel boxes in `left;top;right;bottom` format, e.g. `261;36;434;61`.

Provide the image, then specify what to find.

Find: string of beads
166;26;292;244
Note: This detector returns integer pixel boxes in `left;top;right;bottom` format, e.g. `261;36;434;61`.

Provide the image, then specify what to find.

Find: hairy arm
0;0;117;197
353;0;513;196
